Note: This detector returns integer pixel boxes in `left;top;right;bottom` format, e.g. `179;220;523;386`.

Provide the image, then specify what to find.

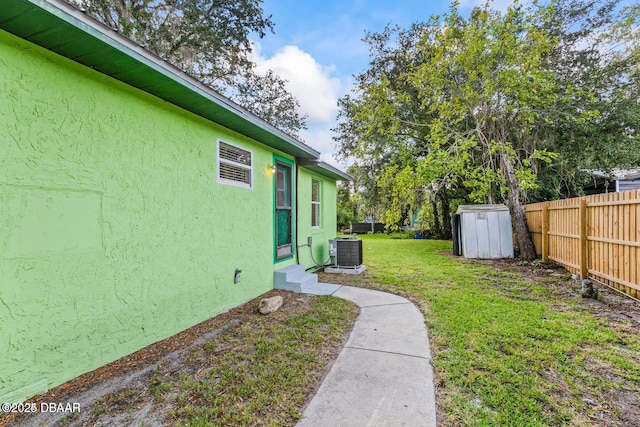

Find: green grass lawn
167;295;358;426
319;234;640;426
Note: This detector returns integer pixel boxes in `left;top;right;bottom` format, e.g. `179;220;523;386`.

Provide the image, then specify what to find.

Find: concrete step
274;264;318;293
274;264;305;282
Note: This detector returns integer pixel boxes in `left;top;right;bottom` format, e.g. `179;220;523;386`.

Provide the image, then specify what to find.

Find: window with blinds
217;141;252;188
311;179;321;228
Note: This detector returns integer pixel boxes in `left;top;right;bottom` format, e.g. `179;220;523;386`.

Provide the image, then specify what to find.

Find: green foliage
378;165;420;229
344;163;387;223
527;0;640;201
71;0;306;136
334;0;640;257
232;70;307;139
336;1;562;257
336;182;360;230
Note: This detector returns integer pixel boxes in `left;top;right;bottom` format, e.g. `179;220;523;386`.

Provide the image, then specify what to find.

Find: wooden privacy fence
524;189;640;299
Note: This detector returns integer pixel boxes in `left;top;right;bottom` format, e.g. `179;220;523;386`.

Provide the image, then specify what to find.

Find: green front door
275;161;293;260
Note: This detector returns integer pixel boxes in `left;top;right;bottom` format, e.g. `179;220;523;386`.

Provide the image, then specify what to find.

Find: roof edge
456;204;510;214
298;159;352;181
6;0;320;159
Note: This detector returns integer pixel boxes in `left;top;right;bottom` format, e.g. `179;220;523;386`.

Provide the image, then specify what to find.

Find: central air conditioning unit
329;237;363;269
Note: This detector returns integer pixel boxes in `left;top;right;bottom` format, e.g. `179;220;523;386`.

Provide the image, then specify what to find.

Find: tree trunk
438;191;452;239
371;210;375;233
431;198;442;238
500;152;537;260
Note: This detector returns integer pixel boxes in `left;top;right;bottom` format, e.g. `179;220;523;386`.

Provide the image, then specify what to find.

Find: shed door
476;212;491;258
275;162;293;260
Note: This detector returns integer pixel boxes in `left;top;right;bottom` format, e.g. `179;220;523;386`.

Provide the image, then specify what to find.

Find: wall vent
217;141;252;188
219;162;251;184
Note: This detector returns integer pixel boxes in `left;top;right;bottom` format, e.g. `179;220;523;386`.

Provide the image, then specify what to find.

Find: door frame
273;155;296;262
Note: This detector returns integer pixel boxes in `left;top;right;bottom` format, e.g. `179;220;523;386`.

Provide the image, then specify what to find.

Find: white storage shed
456;204;514;259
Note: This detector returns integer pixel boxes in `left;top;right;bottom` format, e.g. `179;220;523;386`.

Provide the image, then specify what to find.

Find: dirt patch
481;258;640;327
1;290;357;427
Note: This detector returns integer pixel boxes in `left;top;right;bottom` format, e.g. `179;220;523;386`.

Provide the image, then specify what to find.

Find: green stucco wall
297;169;338;269
0;29;297;402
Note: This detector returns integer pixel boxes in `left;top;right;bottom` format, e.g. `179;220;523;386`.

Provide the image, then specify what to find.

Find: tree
527;0;640;201
344;163;386;225
334;0;640;259
337;4;561;259
71;0;306;136
336;181;359;230
230;70;307;140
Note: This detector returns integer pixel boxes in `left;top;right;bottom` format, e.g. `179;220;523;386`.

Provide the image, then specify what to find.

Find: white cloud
251;44;343;125
298;127;340;165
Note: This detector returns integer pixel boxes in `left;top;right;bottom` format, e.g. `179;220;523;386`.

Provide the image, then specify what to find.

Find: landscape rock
581;279;598;299
259;296;283;314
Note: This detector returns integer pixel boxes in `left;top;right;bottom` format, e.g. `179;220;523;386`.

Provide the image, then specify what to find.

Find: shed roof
456;204;510;214
587;168;640;181
0;0;351;181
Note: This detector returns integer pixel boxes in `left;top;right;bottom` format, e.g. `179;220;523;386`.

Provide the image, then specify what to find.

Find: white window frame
311;178;321;229
217;140;253;189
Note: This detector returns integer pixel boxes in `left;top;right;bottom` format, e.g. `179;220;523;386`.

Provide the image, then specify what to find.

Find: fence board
525;189;640;298
632;202;638;298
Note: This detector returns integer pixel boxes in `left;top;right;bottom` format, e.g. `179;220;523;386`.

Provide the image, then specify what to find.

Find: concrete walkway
296;285;437;427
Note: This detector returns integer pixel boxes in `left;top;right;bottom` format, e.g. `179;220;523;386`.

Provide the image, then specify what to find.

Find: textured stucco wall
297;169;338;269
0;29;293;402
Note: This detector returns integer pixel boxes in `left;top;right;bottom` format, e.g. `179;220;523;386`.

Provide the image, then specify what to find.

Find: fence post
579;199;588;280
541;204;549;262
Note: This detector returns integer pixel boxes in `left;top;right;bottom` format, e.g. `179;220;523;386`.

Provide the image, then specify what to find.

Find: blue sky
260;0;450;76
250;0;512;167
250;0;633;168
